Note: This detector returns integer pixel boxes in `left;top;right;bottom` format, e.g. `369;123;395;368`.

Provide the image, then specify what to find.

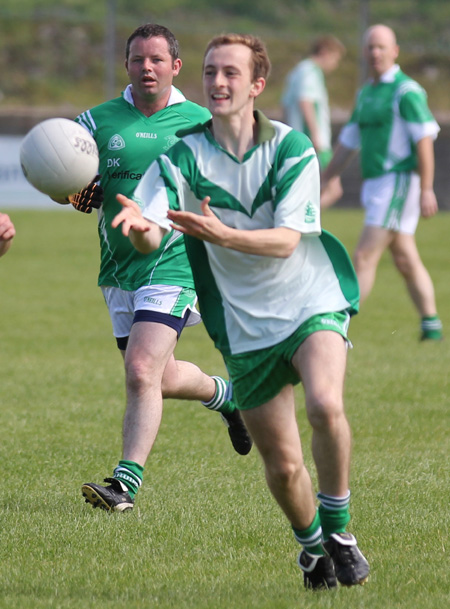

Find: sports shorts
101;284;201;346
223;311;351;411
361;171;420;234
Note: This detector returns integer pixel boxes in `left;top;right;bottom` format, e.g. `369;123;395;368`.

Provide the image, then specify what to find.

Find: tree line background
2;0;450;209
1;0;450;120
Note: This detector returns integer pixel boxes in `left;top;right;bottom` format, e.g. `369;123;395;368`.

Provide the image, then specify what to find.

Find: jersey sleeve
273;130;321;235
133;158;174;232
337;100;361;149
398;85;440;143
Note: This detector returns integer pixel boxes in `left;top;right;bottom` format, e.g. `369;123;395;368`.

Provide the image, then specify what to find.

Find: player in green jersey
0;212;15;257
66;24;252;514
282;35;346;208
112;33;369;592
321;24;443;341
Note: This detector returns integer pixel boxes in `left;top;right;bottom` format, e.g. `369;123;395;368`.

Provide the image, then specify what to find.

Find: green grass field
0;208;448;609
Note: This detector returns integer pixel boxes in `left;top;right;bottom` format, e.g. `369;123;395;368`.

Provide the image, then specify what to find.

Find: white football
20;118;99;200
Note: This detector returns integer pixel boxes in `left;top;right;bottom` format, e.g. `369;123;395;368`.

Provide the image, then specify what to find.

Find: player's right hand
67;174;104;213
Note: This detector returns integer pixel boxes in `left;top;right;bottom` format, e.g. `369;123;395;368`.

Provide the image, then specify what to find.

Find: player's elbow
277;229;301;258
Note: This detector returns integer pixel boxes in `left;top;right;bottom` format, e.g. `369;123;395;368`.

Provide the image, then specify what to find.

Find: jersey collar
374;64;400;84
175;109;275;143
123;84;186;107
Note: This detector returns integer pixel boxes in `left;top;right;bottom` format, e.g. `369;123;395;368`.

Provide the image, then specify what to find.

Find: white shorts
361;172;420;235
101;284;202;339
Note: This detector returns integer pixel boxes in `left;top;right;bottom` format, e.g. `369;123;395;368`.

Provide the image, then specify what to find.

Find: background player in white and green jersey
282;35;346;208
113;33;369;592
68;24;252;515
322;24;443;341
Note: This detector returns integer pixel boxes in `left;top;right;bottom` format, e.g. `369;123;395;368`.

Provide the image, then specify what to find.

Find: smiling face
125;35;182;111
364;25;399;79
202;43;265;119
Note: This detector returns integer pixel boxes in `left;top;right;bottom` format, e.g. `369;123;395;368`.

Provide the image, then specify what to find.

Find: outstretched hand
168;197;230;245
112;194;151;236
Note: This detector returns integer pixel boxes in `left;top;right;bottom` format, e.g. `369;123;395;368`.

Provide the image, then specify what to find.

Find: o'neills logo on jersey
108;134;126;150
136;132;157;139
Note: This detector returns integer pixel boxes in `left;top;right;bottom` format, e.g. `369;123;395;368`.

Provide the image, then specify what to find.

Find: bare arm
112;194;166;254
0;213;16;257
321;142;358;186
299;99;321;150
416;136;438;218
168;197;301;258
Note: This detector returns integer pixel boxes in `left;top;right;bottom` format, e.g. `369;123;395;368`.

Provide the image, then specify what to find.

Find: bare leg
292;331;351;496
161;356;216;401
122;322;179;465
353;225;393;304
120;343;216;403
389;232;438;317
241;384;316;530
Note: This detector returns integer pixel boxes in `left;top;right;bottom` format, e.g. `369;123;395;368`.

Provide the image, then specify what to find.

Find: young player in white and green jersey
113;34;370;591
133;111;359;361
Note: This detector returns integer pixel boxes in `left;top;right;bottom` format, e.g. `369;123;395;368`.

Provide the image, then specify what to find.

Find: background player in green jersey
112;33;369;592
282;35;346;208
63;24;252;513
321;24;443;341
0;212;15;258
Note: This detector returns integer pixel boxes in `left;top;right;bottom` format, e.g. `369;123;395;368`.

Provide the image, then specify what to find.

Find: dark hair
126;24;180;62
203;33;271;81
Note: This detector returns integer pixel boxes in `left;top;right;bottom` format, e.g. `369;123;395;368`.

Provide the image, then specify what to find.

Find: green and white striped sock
292;510;325;556
318;490;351;541
113;460;144;499
201;376;235;416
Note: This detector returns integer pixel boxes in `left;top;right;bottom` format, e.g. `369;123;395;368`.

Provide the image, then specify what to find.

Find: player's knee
306;394;344;430
266;454;304;487
353;248;371;272
125;357;158;393
392;251;414;277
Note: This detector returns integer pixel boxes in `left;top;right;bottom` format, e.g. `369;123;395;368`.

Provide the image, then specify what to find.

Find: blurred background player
282;35;346;208
321;24;443;341
112;33;369;591
0;212;15;257
59;24;252;513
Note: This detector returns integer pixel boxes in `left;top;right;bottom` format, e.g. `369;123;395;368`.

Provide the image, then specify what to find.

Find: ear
173;58;182;77
250;77;266;99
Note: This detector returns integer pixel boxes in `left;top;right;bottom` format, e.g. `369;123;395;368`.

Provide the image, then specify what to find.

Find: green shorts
224;311;350;411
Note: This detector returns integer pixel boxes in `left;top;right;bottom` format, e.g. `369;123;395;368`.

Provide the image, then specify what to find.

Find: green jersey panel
76;90;210;290
342;68;439;179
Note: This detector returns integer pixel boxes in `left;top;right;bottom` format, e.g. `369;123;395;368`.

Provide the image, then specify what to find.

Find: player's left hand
420;188;438;218
112;194;151;236
68;174;104;213
168;197;230;245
